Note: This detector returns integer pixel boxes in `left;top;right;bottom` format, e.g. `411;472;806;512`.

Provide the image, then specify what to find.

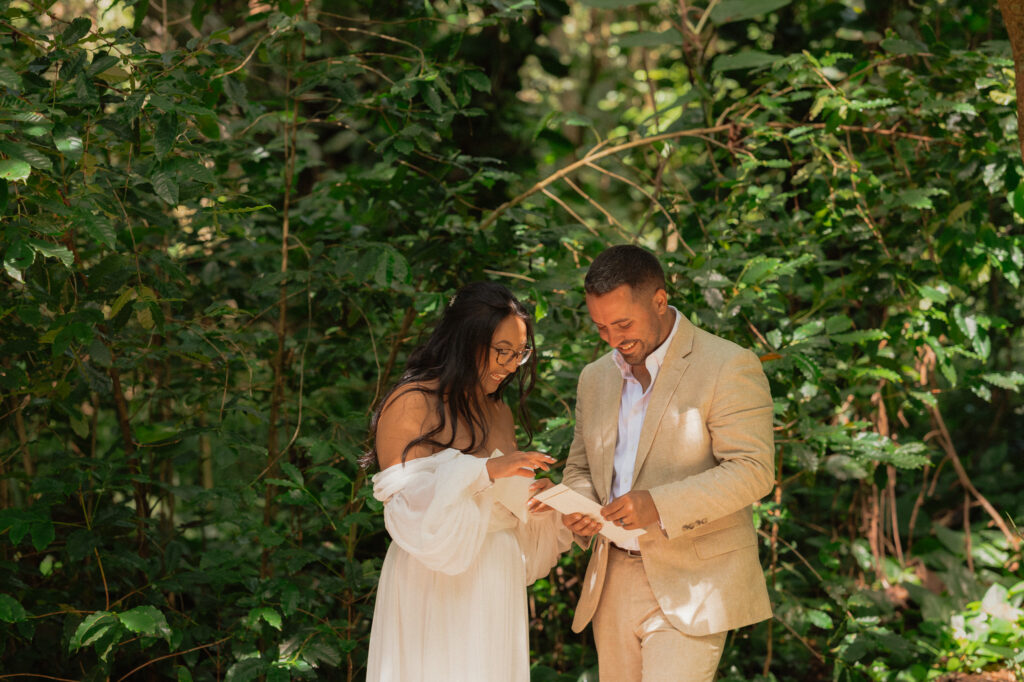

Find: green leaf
0;159;30;182
830;329;888;345
579;0;653;8
852;366;902;383
71;612;120;650
152;170;179;205
711;50;777;72
0;510;25;544
4;241;33;276
739;256;781;284
434;76;459;109
87;337;113;368
88;55;121;78
61;17;93;45
463;71;491;93
267;666;291;682
0;140;48;169
917;284;949;304
110;287;136;319
616;29;683;48
0;594;28;623
155;111;178;157
791;352;821;380
952;305;990;360
118;605;172;640
29;239;74;268
422;85;443;114
30;519;55;551
0;66;22;89
792;319;824;341
806;609;833;629
710;0;792;25
83;216;118;249
16;146;51;171
824;315;852;334
880;37;923;54
1012;181;1024;218
247;606;282;631
889;442;932;469
226;658;266;682
280;461;304;487
899;188;944;210
981;371;1024;392
66;528;97;561
136;424;178;444
196;113;221;139
55;135;84;161
848;97;895;111
372;246;410;287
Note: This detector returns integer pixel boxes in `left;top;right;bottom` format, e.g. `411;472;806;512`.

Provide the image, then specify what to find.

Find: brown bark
14;398;33;482
262;74;300;579
109;364;149;550
929;401;1021;551
998;0;1024;161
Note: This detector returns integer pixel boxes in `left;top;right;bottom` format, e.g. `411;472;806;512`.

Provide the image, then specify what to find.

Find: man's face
585;284;669;366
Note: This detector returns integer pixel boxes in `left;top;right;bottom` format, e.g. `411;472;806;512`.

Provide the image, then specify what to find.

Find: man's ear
652;288;669;313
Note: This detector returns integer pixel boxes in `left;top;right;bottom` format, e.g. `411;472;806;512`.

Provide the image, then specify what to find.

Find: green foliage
1;0;1022;680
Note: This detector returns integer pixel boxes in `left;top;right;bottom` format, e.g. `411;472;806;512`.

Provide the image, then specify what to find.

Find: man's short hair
584;244;666;297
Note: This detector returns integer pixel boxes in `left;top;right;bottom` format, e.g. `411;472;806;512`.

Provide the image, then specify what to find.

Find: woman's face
479;314;529;394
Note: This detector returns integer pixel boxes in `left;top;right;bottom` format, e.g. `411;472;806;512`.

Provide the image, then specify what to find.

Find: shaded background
1;0;1023;679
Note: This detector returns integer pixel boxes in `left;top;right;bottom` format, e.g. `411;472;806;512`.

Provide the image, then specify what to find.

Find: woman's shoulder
376;383;445;469
380;381;440;417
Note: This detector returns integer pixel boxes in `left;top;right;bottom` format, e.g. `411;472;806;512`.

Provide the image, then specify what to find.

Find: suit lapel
631;315;695;486
594;362;622;502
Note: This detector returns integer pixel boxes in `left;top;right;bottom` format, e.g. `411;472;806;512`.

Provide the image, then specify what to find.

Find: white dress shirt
609;308;681;550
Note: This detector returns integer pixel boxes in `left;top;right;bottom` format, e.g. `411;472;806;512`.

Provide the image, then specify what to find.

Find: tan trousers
592;548;728;682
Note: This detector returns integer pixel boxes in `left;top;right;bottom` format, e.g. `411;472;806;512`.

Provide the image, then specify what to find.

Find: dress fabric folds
366;448;571;682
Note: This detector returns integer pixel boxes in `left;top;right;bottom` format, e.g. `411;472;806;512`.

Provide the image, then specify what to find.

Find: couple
365;245;776;682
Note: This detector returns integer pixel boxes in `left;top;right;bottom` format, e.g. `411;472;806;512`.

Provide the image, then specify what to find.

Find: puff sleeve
372;449;493;575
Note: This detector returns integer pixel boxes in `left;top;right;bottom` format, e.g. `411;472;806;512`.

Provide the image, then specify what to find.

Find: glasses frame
491;345;533;367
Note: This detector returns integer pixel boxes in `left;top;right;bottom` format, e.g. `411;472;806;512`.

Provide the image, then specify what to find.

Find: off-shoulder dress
365;448;572;682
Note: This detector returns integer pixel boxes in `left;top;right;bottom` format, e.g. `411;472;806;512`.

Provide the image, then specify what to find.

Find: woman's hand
486;450;555;481
527;477;555;513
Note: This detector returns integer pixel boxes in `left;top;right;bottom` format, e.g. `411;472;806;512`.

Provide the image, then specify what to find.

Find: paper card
531;483;646;546
488;449;533;524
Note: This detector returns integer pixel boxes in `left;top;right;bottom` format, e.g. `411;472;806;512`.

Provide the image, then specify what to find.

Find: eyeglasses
492;346;533;367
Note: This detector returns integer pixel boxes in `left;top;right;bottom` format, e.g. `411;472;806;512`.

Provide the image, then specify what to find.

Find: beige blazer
563;314;774;636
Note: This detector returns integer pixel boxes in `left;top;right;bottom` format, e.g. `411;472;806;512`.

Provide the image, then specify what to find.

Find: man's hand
563;511;603;537
601;490;659;531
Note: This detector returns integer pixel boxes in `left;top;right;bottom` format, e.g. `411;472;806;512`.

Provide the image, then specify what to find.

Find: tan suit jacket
563;314;774;636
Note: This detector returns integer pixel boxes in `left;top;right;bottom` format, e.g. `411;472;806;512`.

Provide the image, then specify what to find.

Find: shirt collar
612;307;681;384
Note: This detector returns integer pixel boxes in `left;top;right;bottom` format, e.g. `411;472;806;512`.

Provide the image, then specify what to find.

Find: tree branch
478;125;732;230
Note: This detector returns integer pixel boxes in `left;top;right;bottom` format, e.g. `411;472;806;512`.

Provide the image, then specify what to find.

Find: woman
364;281;571;682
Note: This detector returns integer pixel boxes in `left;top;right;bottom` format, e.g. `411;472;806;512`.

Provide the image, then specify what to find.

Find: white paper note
531;484;646;546
488;449;533;524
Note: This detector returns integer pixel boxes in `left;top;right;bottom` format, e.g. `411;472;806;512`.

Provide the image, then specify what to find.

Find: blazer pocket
693;524;756;560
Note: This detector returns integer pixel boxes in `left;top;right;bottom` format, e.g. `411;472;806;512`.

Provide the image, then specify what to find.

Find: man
562;244;774;682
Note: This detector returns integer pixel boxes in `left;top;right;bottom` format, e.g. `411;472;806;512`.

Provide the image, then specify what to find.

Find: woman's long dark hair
363;281;537;470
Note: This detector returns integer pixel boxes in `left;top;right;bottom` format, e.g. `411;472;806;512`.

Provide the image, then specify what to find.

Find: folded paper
531;484;646;546
488;449;533;523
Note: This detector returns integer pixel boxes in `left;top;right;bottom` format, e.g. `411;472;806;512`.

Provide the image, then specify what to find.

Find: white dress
365;448;572;682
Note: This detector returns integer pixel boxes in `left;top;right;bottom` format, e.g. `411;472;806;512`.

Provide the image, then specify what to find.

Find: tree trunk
999;0;1024;160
